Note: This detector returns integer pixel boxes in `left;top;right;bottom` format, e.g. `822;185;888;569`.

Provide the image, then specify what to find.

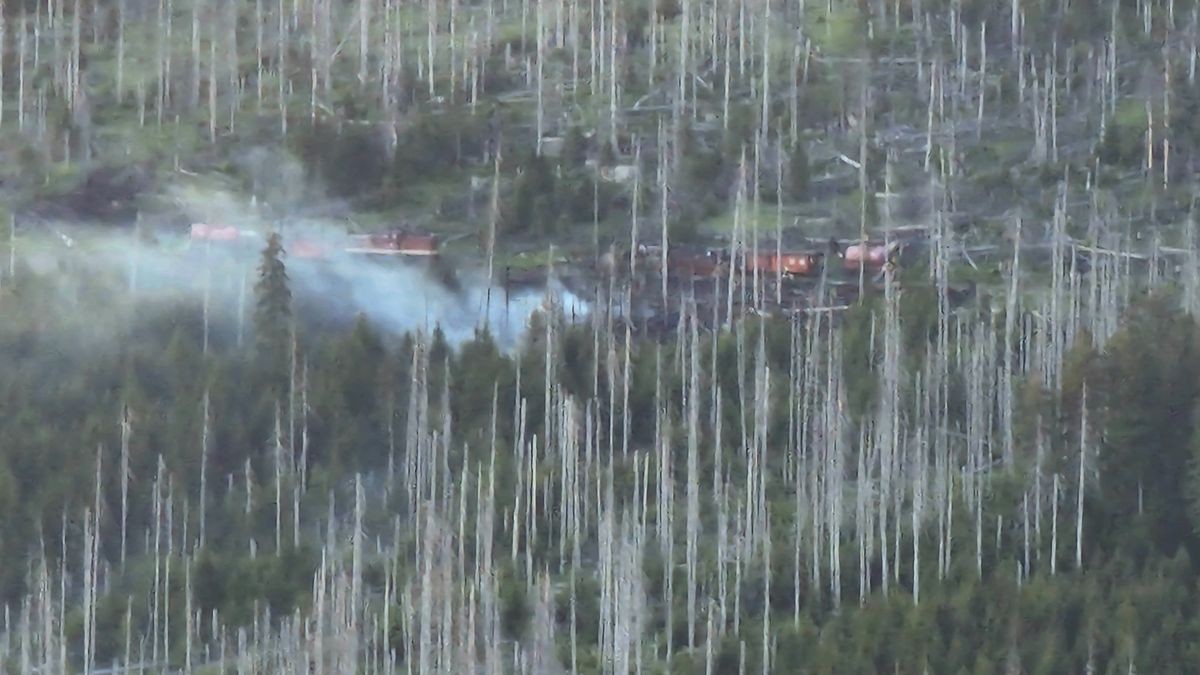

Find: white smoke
23;214;588;353
287;247;589;350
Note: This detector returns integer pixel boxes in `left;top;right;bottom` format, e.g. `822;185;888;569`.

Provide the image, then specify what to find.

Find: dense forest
1;0;1200;672
7;229;1200;667
4;231;1200;673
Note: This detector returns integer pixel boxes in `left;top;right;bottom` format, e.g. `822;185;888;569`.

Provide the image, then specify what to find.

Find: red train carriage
741;251;823;277
345;230;439;256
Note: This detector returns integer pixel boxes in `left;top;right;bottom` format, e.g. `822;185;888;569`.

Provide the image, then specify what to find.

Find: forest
3;219;1200;673
1;0;1200;672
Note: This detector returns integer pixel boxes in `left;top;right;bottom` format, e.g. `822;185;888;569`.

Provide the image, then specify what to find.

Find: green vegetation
0;231;1199;670
1;0;1199;670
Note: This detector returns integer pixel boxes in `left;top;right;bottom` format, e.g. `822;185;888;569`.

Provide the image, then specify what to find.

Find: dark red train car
744;252;823;277
345;230;439;256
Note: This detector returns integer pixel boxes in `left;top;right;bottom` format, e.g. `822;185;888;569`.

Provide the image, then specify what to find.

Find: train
189;224;440;260
189;221;909;289
344;231;439;256
182;220;959;338
641;238;905;283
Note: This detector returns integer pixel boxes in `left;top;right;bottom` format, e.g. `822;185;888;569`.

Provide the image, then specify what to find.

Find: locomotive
654;238;898;283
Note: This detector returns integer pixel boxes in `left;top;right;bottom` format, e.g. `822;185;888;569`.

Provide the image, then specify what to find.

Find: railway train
190;222;907;286
643;238;905;283
189;223;440;259
184;221;956;338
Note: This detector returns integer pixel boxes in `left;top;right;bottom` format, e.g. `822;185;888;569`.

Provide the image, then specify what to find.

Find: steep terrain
2;1;1200;674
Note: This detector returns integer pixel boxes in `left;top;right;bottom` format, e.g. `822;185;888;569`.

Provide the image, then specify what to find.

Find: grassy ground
699;202;784;237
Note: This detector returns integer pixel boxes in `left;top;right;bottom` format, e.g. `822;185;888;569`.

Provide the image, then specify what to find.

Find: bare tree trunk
628;141;641;279
278;0;288;137
536;0;545;153
200;390;210;550
120;405;131;568
659;123;670;308
255;0;265;108
0;13;6;128
359;0;370;87
209;25;218;142
1051;472;1059;575
112;0;125;105
17;16;25;131
274;406;284;553
427;0;437;98
685;313;700;649
486;150;500;298
150;456;164;666
1076;387;1087;569
608;0;619;149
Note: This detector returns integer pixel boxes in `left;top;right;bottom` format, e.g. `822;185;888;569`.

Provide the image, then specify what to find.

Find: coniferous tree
510;153;560;235
254;232;292;389
1096;293;1200;554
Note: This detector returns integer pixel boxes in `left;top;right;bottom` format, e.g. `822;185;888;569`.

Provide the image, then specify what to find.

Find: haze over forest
3;0;1200;672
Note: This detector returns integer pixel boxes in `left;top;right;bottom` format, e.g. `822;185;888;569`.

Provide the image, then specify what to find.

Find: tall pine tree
254;232;292;391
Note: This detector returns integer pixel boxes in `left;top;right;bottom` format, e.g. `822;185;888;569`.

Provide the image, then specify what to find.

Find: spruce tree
254;232;292;385
1098;293;1200;553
